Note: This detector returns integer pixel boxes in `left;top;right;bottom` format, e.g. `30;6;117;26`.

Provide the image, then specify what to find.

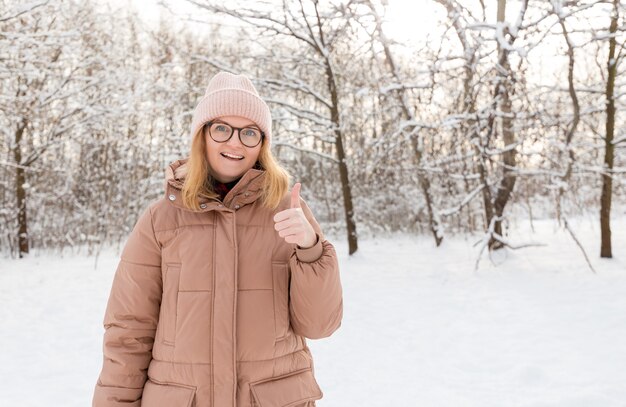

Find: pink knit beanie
190;71;272;146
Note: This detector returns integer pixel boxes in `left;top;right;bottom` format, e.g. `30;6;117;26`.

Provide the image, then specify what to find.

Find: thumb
290;182;302;209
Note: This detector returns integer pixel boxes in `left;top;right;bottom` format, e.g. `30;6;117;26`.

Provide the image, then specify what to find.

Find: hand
273;182;317;248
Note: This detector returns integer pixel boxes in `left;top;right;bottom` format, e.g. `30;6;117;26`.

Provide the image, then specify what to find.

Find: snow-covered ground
1;215;625;407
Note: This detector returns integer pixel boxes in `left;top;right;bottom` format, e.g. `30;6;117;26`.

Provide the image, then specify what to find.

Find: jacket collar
164;157;266;211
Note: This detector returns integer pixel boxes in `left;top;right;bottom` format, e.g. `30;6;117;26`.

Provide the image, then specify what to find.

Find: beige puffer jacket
92;158;343;407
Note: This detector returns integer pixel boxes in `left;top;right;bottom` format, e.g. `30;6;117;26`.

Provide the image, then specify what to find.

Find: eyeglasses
205;121;264;148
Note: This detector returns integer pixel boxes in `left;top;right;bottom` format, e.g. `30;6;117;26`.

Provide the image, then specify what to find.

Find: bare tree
552;1;581;224
432;0;529;250
181;0;360;254
0;1;104;257
600;0;621;258
487;0;527;250
363;0;443;246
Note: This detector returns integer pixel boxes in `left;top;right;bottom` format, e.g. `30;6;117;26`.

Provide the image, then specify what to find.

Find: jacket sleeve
93;204;162;406
288;198;343;340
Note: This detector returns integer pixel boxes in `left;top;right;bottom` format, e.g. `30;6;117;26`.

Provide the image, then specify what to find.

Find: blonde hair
181;124;290;211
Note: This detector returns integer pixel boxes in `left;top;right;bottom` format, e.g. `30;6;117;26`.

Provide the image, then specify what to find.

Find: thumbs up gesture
273;183;317;249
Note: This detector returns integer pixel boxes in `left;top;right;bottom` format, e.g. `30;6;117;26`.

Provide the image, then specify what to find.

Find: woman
92;72;343;407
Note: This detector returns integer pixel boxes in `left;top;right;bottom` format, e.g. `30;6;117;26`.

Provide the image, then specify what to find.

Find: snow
1;215;626;406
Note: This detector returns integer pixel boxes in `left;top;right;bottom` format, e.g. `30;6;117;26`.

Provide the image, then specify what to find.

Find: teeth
222;152;243;159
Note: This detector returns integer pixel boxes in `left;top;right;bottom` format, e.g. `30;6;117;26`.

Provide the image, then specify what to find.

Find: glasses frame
205;121;265;148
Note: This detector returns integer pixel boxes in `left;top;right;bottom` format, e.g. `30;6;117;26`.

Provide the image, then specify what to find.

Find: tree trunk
489;0;519;250
325;51;358;255
14;118;30;257
600;0;618;258
310;0;358;255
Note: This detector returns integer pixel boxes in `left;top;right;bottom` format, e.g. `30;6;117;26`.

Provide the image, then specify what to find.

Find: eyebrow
213;120;260;130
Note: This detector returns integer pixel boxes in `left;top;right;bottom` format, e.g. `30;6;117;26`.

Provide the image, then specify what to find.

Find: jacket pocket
161;263;181;345
141;378;196;407
272;262;290;340
249;367;323;407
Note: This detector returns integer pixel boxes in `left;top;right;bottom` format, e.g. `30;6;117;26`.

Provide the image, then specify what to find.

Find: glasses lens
210;123;232;142
240;127;262;147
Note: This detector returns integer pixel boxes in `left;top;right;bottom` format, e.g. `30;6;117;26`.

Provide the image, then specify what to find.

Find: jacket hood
164;157;191;191
163;157;266;210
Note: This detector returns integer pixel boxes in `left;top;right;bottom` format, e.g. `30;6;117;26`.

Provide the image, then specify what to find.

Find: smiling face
204;115;263;183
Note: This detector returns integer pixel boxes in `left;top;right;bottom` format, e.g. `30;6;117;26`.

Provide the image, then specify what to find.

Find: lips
221;152;244;161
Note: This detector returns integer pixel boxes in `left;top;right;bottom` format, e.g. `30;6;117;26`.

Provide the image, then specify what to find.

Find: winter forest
1;0;626;406
0;0;623;260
